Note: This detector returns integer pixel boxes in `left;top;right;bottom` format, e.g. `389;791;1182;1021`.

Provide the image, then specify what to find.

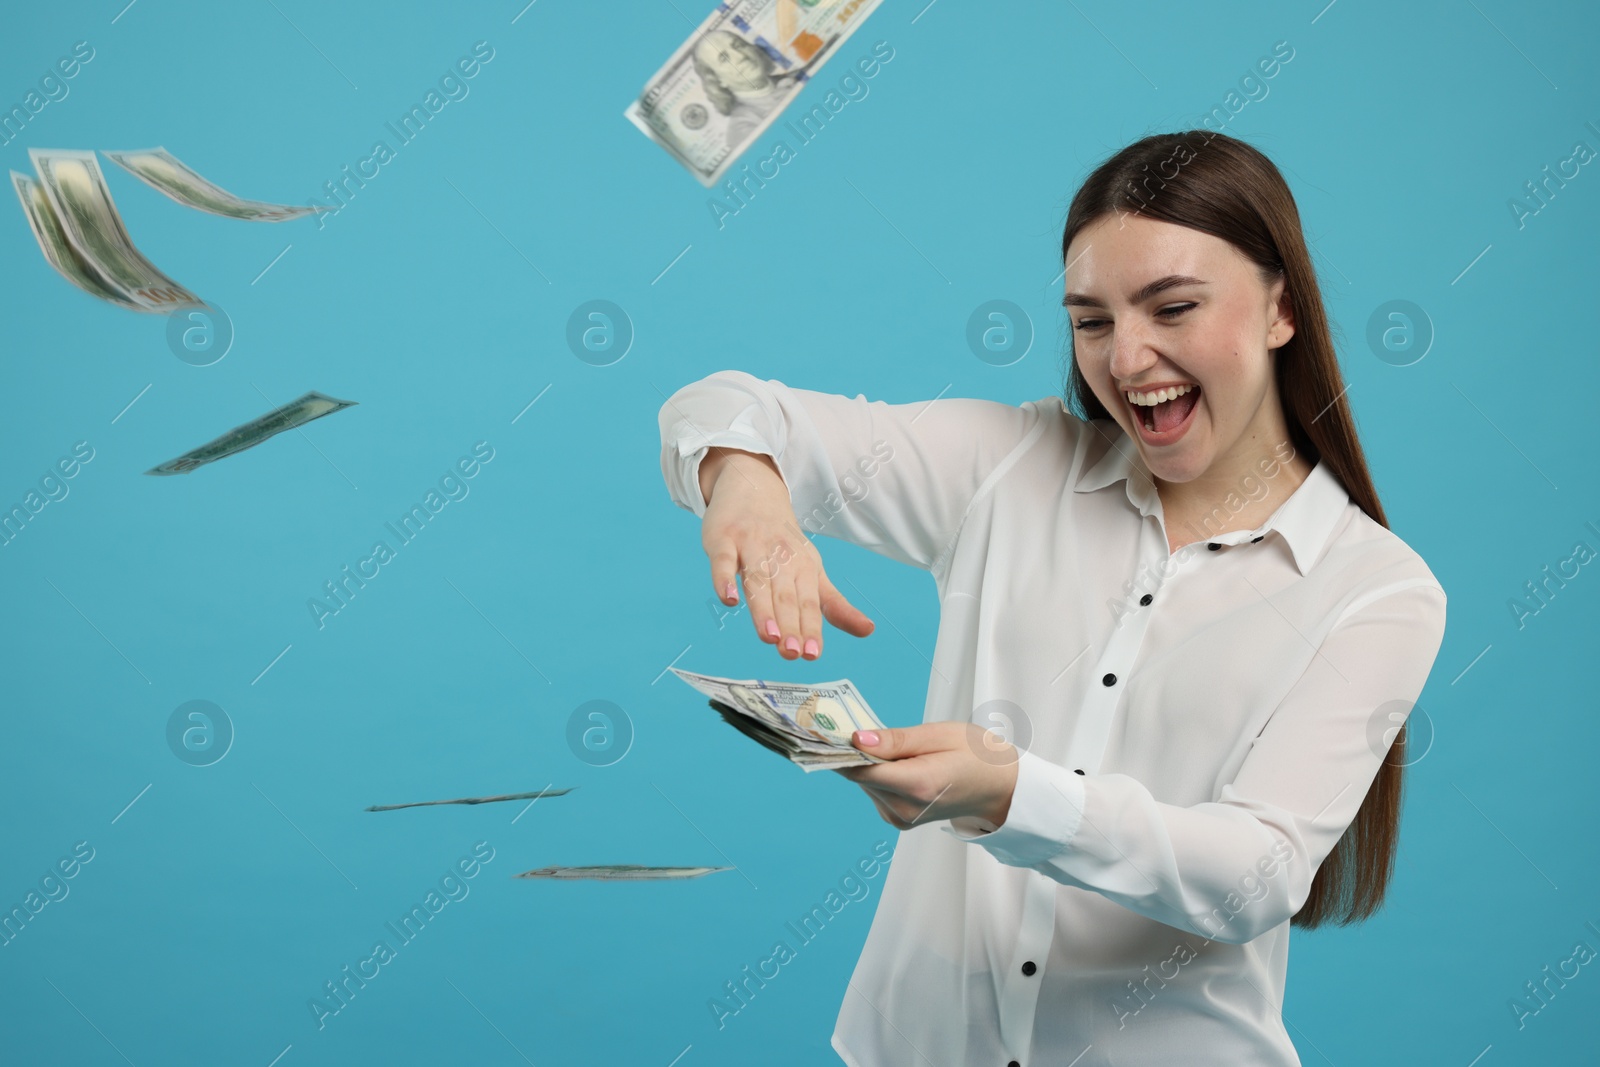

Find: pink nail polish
724;580;737;601
803;638;819;658
784;636;800;654
765;619;780;638
857;730;880;747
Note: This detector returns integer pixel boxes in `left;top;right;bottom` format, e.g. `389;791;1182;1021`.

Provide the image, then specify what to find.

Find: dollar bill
623;0;884;187
104;147;326;222
514;865;731;881
28;148;203;312
11;171;141;310
366;787;574;812
669;667;889;771
145;390;357;476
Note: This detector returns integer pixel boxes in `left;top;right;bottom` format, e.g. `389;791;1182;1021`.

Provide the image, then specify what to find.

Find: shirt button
1021;960;1037;976
1008;1061;1021;1067
1139;593;1153;606
1207;542;1220;551
1073;768;1085;775
1252;535;1263;543
1102;673;1117;686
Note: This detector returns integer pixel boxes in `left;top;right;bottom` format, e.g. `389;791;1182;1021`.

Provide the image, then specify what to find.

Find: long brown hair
1058;129;1405;928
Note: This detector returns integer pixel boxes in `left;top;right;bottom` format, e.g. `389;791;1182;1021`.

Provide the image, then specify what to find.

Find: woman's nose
1108;323;1157;381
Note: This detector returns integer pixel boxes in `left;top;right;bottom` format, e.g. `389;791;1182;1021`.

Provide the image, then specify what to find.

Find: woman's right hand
699;448;875;661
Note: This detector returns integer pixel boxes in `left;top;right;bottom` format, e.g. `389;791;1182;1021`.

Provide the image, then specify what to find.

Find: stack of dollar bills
670;668;889;771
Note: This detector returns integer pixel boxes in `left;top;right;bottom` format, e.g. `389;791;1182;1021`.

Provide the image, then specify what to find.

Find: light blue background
1;1;1596;1064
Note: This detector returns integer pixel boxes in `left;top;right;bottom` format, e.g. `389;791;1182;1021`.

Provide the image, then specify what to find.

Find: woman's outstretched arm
941;579;1447;944
659;369;1066;659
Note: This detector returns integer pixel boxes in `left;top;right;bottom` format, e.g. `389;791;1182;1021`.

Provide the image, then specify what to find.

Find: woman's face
1064;212;1295;486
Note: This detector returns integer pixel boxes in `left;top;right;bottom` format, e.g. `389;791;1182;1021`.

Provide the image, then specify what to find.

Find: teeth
1125;383;1195;407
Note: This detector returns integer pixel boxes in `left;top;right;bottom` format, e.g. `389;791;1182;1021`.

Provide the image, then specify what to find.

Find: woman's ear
1268;277;1295;349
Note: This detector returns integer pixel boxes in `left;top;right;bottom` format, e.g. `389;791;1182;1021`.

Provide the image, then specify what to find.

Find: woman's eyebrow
1063;274;1208;309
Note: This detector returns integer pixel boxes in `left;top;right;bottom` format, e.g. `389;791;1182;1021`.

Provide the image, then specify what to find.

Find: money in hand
145;391;357;476
104;147;326;222
27;148;202;312
669;668;889;771
514;865;731;881
623;0;884;187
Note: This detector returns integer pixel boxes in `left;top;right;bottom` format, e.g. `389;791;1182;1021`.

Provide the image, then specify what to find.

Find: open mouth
1126;384;1201;439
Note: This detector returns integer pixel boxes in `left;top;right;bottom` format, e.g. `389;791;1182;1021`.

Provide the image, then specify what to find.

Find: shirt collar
1071;414;1350;577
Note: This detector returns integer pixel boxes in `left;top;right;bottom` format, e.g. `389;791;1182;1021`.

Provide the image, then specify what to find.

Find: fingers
708;540;740;610
862;789;908;830
744;529;818;661
834;770;915;829
742;556;781;650
835;763;902;794
779;522;820;660
705;530;777;649
739;531;799;654
796;566;822;661
705;510;871;661
818;570;875;638
770;564;803;660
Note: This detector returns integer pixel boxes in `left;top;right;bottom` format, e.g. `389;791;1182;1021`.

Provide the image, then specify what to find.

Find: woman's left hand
832;723;1020;831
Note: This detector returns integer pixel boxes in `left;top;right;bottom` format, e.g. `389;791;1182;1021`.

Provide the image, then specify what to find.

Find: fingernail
857;730;879;747
724;580;737;601
803;638;819;658
783;636;800;654
765;619;780;639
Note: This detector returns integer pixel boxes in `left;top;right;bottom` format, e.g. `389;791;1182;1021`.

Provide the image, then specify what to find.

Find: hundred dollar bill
669;667;889;771
145;390;357;476
11;171;141;310
104;147;326;222
514;865;731;881
623;0;884;187
366;787;574;812
29;148;203;313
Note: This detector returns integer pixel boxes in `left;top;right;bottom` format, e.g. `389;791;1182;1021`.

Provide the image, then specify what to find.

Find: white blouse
658;370;1448;1067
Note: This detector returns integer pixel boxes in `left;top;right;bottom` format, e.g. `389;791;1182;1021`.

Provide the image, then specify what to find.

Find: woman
657;130;1447;1066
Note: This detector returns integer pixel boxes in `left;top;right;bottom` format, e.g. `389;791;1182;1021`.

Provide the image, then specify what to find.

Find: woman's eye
1074;304;1192;331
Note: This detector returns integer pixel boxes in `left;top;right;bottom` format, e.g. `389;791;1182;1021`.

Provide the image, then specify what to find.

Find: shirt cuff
940;749;1085;868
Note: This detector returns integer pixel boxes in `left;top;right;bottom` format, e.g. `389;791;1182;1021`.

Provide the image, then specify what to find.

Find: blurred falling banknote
514;865;732;881
21;148;201;312
145;391;357;476
11;171;142;310
623;0;884;187
366;788;574;812
104;147;327;221
669;668;889;771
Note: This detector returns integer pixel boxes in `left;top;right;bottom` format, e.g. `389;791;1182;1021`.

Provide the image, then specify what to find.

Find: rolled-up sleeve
944;579;1448;944
658;369;1056;571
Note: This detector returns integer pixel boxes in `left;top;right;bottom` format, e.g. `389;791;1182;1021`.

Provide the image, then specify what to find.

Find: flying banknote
624;0;884;186
145;391;357;476
365;788;575;812
27;148;201;312
16;145;322;310
103;147;326;221
514;865;732;881
11;170;141;310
